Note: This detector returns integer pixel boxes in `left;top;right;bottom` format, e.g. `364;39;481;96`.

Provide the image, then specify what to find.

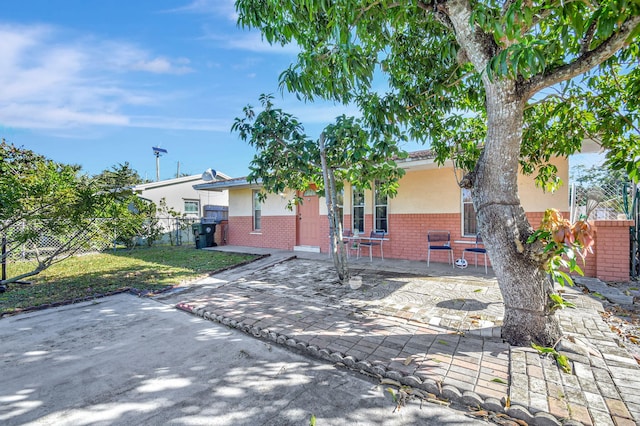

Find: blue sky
1;1;602;181
0;0;363;180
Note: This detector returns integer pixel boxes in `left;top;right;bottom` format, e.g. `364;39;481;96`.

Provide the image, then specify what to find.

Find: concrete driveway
0;293;482;425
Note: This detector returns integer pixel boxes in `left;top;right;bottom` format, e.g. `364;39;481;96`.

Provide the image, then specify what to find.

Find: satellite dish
201;168;217;181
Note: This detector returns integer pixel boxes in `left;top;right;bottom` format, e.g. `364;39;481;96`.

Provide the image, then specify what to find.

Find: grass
1;246;258;316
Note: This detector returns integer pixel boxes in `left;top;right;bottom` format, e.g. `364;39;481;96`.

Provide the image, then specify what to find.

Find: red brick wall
227;211;632;282
592;220;633;282
227;215;297;250
320;213;466;262
215;221;228;246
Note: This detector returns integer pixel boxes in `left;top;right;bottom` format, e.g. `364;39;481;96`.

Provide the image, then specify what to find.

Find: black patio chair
462;233;488;273
359;231;386;261
427;230;454;268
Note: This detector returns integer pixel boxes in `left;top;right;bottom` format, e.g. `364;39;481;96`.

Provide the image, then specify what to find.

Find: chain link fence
570;182;640;279
2;218;116;262
2;217;209;263
569;183;628;222
153;217;201;246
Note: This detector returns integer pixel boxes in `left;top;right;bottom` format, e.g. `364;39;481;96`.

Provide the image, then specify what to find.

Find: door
297;188;320;246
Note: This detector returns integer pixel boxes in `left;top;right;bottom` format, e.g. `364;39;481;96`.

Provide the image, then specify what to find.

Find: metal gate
624;183;640;279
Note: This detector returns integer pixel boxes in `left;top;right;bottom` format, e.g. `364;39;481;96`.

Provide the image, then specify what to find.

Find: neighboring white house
133;172;231;218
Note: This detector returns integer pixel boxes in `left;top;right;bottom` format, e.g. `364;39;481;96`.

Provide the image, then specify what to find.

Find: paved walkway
161;247;640;425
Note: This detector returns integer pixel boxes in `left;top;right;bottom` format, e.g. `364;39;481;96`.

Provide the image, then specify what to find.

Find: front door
297;188;320;246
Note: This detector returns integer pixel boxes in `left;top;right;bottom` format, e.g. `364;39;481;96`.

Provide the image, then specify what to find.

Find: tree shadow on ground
0;296;481;425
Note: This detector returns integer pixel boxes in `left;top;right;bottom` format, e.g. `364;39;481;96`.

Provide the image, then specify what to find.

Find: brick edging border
175;303;578;426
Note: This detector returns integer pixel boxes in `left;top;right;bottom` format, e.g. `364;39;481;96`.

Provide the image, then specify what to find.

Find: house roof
194;150;444;191
193;176;262;192
134;171;231;192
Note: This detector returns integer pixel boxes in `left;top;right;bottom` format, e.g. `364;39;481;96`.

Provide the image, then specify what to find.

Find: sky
0;0;363;181
0;1;603;182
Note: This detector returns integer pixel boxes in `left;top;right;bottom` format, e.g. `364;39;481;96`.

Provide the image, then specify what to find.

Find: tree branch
269;134;322;169
442;0;498;72
580;19;598;55
355;1;401;25
1;267;44;285
522;15;640;100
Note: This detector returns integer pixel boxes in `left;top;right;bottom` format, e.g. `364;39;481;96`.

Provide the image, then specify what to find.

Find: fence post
2;236;6;281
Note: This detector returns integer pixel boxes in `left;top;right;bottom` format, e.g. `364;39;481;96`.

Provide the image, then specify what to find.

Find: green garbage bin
192;223;206;249
191;223;216;249
201;223;216;247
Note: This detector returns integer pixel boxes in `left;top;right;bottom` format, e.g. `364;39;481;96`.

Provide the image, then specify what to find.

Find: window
184;200;199;215
462;188;477;236
374;181;388;233
253;190;262;231
352;187;364;233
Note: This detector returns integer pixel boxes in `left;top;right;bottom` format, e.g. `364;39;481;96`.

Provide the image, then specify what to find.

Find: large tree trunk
473;80;561;346
444;0;561;347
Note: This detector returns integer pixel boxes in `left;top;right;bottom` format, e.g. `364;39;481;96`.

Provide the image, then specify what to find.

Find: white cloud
165;0;237;21
129;116;231;132
0;104;129;129
131;57;193;75
0;23;196;130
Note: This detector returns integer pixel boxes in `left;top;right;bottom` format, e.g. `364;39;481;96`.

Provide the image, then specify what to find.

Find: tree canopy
233;94;406;202
235;0;640;345
233;94;408;281
0;142;155;286
237;0;639;184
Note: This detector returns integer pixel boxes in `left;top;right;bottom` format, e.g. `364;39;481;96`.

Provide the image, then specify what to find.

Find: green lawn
1;247;258;316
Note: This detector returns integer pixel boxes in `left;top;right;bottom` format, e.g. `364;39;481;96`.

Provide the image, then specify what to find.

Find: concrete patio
162;246;640;425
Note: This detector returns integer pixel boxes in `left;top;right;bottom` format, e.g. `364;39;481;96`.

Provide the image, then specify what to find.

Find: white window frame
462;188;477;236
374;181;388;233
184;199;199;215
253;190;262;231
352;187;365;233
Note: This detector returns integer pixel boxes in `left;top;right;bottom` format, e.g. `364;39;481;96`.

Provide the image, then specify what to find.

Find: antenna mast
152;147;168;181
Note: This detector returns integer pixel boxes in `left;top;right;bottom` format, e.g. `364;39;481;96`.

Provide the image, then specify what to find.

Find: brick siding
592;220;633;282
229;211;633;282
227;215;297;250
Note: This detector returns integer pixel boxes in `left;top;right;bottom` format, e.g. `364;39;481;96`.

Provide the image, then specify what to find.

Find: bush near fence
1;217;207;263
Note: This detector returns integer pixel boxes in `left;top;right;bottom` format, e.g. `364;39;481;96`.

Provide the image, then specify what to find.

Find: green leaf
555;354;572;373
386;387;397;403
531;343;557;354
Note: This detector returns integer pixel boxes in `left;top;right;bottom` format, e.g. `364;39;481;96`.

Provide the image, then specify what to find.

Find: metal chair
341;229;360;259
359;231;385;261
463;233;488;273
427;230;454;268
